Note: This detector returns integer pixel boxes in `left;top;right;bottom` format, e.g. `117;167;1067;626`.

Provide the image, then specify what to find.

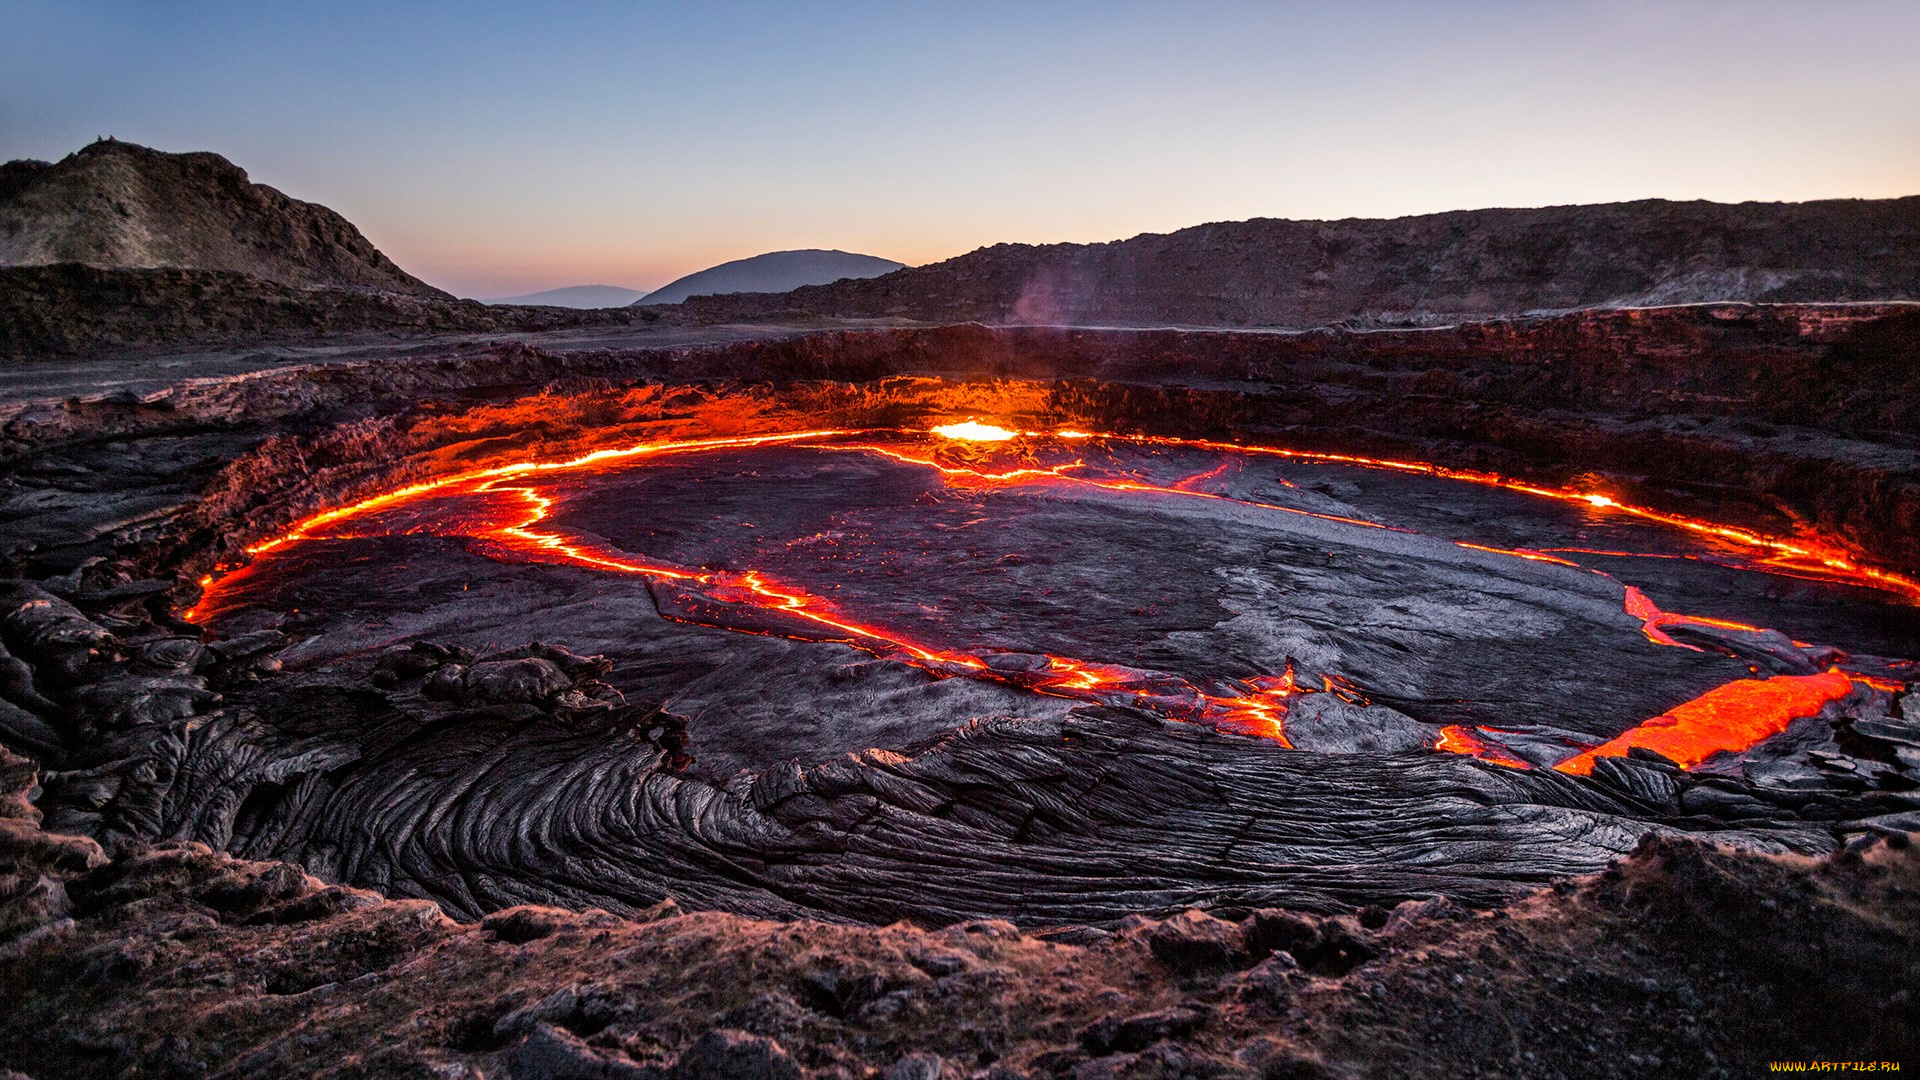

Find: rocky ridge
0;140;446;298
658;197;1920;326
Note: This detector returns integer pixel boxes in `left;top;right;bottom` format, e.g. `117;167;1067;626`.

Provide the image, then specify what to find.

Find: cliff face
667;197;1920;327
0;140;449;299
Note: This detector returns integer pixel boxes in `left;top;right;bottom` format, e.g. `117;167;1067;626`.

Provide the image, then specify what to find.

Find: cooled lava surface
107;418;1909;925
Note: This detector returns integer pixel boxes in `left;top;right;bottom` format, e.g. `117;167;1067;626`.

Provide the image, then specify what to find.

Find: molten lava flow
905;423;1920;602
485;481;704;581
1096;432;1920;603
1434;726;1535;770
1552;671;1855;775
242;429;852;557
1431;583;1883;772
838;443;1089;487
1451;542;1584;568
259;434;1304;740
1171;460;1237;492
931;420;1018;442
193;419;1915;768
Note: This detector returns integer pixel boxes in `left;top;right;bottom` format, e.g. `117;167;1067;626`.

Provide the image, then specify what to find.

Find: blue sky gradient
3;1;1916;296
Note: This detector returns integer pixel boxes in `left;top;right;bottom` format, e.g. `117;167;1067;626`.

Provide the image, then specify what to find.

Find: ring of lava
190;420;1917;781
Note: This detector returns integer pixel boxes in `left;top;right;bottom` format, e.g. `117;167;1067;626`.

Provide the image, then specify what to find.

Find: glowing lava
190;420;1915;768
1434;726;1534;770
931;420;1018;442
1553;671;1855;774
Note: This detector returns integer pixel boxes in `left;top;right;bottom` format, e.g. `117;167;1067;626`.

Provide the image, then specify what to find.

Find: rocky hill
0;139;449;298
640;248;905;305
668;197;1920;327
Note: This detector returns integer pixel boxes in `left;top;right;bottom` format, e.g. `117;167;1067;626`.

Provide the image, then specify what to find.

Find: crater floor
198;425;1920;777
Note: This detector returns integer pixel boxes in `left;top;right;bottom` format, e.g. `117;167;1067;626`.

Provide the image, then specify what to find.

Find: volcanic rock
0;772;1916;1078
666;197;1920;327
484;904;625;945
1235;952;1305;1011
0;261;659;359
0;139;447;297
508;1022;659;1080
1243;910;1320;961
1278;696;1436;754
669;1029;803;1080
3;280;1920;1078
884;1053;947;1080
0;581;114;684
1080;1006;1206;1055
1148;910;1246;973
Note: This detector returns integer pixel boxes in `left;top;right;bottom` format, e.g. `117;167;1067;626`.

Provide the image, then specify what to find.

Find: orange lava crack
1553;671;1855;775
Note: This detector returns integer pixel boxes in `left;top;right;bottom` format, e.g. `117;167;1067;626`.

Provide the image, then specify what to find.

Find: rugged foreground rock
1;744;1915;1078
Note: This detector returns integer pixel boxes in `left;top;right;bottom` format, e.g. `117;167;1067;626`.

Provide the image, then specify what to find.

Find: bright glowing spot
932;420;1018;442
1585;494;1615;508
1554;671;1855;774
1056;429;1094;439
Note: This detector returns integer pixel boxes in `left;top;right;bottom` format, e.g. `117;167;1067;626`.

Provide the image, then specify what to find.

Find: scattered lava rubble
2;306;1919;1077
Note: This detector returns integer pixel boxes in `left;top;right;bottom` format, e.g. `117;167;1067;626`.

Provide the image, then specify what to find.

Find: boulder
1148;909;1246;972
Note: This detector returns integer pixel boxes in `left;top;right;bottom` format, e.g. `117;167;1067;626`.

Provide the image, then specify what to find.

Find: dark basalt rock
1080;1006;1206;1055
0;581;114;684
669;1029;803;1080
1148;910;1248;973
1277;696;1436;754
0;298;1914;1078
1243;910;1320;962
508;1022;661;1080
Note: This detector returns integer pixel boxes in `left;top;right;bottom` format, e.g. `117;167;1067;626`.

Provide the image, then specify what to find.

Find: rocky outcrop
661;197;1920;326
0;140;446;297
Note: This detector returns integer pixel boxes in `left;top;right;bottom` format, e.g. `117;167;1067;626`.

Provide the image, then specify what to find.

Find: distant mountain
662;198;1920;328
484;284;650;308
0;139;449;299
638;249;905;306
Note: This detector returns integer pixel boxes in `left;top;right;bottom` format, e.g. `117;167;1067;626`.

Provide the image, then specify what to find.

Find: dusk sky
4;1;1917;298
